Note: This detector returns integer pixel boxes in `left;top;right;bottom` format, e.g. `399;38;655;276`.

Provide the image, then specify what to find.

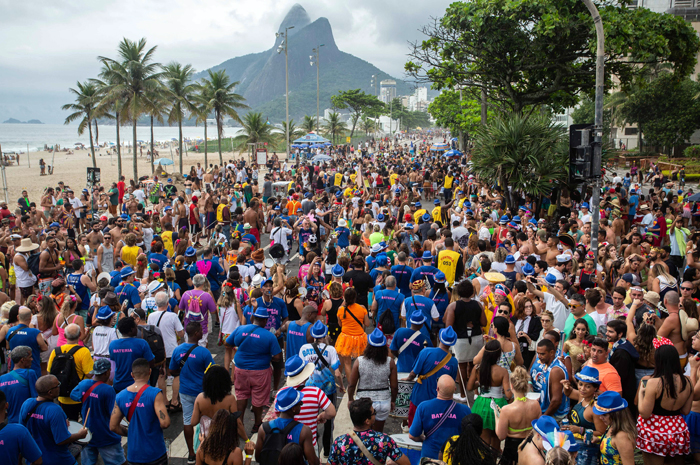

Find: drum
391;434;422;465
392;373;415;418
68;420;92;445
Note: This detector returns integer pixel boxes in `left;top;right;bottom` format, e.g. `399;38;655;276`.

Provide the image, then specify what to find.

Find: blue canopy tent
293;133;330;144
311;155;332;162
430;143;449;152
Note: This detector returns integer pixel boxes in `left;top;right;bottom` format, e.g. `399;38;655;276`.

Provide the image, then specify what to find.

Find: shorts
373;400;391;422
408;402;418;426
234;367;272;407
181;393;197;426
454;336;484;363
271;357;285;371
250;228;260;243
198;330;209;347
685;411;700;453
82;442;126;465
20;285;35;298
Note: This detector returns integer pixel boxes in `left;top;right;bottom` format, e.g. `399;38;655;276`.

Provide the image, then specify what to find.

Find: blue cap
545;273;557;285
518;205;526;211
304;192;311;198
404;223;414;229
415;202;421;208
253;307;270;318
464;201;471;208
311;320;328;339
90;358;112;375
581;202;590;208
275;386;305;412
335;191;342;198
421;251;433;260
50;222;60;228
505;255;516;264
421;213;431;222
167;178;172;182
120;266;136;278
368;328;387;347
163;206;172;212
434;199;440;205
678;190;683;195
409;311;426;325
434;271;446;283
96;306;115;320
262;278;274;287
592;391;628;415
522;263;535;276
439;326;457;346
379;241;387;250
512;215;521;223
630;189;636;194
120;214;130;220
529;218;538;226
185;247;196;257
365;200;372;205
377;213;385;221
274;205;281;210
331;264;345;277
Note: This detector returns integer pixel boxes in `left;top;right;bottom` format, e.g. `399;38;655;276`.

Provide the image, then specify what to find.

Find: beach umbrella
444;149;463;157
311;155;332;162
687;192;700;202
322;142;332;147
153;158;174;166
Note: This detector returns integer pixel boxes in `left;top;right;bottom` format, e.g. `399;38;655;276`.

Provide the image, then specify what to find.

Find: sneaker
401;423;410;433
453;393;468;402
188;455;196;465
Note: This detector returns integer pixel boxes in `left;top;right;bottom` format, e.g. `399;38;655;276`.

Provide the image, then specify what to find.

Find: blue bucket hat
335;191;342;198
434;271;446;283
415;202;422;208
544;273;557;286
275;387;305;412
421;213;431;222
592;391;628;415
532;416;580;452
575;366;602;386
368;328;387;347
331;264;345;277
185;247;196;257
96;306;115;320
581;202;590;209
434;199;440;205
505;255;516;264
365;200;372;205
439;326;457;346
463;201;471;208
499;215;509;224
253;307;270;319
120;266;136;278
521;263;535;276
377;213;385;221
311;320;328;339
512;215;521;223
421;251;433;260
409;311;426;325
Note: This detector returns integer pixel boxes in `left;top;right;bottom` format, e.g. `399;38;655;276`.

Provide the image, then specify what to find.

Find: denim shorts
82;442;126;465
373;400;391;422
181;393;197;426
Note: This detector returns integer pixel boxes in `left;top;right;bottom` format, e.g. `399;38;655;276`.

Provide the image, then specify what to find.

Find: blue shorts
181;393;197;426
82;442;126;465
685;411;700;453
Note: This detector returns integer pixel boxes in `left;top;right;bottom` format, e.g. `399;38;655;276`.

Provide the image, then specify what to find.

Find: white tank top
15;253;37;288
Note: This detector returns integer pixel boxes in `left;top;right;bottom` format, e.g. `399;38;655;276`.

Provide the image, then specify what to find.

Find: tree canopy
428;90;493;141
330;89;384;138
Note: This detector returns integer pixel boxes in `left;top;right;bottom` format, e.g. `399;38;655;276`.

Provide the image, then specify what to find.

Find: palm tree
99;38;163;181
301;115;316;134
193;83;214;169
146;86;169;174
322;112;347;144
199;70;248;165
280;119;304;144
233;112;279;152
94;63;125;178
62;81;99;168
360;116;376;136
163;62;198;174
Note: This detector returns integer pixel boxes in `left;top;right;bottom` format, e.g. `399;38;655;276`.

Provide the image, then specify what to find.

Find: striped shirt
291;386;331;446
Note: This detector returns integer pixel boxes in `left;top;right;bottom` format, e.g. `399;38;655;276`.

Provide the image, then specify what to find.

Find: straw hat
285;356;316;387
680;309;699;341
643;291;660;308
15;238;38;253
484;272;506;283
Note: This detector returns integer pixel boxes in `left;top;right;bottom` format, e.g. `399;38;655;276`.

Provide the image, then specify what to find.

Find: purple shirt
178;289;217;333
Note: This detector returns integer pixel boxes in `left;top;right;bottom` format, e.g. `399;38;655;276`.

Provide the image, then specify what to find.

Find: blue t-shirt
374;289;405;330
391;264;415;297
115;282;141;308
20;400;73;465
411;265;439;288
69;379;121;447
430;289;450;321
241;234;258;247
0;369;38;423
366;255;377;271
267;417;303;445
0;423;42;465
169;343;214;397
6;325;42;377
148;252;169;269
115;386;167;463
409;398;471;459
629;194;638;217
227;324;281;371
335;227;350;248
255;297;289;331
66;273;89;311
403;294;436;340
109;338;155;392
286;321;311;360
389;328;432;373
109;271;121;288
409;348;458;406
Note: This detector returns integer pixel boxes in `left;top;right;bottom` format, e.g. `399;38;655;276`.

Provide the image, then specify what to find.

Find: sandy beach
4;144;257;203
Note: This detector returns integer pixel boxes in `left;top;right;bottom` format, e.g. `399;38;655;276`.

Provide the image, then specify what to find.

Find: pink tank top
55;314;84;347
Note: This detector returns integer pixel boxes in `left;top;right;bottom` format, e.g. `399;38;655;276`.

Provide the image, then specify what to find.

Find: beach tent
293;133;330;144
311;155;332;162
153;158;174;166
444;149;462;157
430;143;449;152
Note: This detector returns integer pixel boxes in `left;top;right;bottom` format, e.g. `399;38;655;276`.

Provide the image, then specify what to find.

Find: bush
684;145;700;159
661;170;700;181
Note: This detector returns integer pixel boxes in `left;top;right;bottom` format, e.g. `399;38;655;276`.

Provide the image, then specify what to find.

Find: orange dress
335;303;368;358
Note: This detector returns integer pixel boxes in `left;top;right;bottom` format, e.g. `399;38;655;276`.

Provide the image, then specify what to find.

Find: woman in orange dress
336;287;370;381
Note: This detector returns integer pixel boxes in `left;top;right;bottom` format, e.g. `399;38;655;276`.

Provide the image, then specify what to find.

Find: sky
0;0;453;124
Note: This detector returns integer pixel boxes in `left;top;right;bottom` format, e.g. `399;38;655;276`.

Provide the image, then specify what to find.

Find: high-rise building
380;80;397;104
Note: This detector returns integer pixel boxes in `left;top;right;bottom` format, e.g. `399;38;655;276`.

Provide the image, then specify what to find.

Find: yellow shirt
442;435;460;464
390;173;399;186
414;209;427;224
350;174;357;185
162;231;174;257
432;206;442;223
444;175;454;189
344;187;353;198
216;204;226;222
437;249;461;286
121;245;141;268
47;344;93;405
334;173;343;186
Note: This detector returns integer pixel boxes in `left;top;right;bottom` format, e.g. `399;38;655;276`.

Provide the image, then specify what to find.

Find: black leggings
322;392;337;455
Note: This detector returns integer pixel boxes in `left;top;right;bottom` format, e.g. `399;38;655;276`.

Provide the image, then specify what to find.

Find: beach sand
5;145;259;203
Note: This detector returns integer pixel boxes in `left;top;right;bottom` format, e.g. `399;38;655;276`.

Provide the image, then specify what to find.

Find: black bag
26;253;40;277
49;346;83;397
139;325;166;365
377;301;396;335
270;243;285;259
258;420;301;465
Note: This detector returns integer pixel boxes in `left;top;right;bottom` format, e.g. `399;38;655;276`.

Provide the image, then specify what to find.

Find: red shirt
117;181;126;202
189;204;198;225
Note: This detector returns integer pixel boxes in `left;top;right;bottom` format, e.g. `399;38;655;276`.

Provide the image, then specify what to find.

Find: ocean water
0;123;242;153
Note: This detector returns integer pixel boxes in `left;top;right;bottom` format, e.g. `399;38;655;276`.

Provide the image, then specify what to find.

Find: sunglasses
682;287;694;291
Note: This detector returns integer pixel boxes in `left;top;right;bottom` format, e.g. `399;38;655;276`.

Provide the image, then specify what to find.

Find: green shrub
684;145;700;158
661;170;700;181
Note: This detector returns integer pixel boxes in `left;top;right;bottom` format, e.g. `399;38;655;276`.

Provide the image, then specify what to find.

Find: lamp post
310;44;325;133
582;0;605;258
371;75;380;135
276;26;294;165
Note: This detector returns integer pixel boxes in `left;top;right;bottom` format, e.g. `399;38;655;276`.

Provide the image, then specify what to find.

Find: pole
27;144;30;168
480;88;487;125
316;48;320;133
0;144;7;205
284;27;293;167
582;0;605;258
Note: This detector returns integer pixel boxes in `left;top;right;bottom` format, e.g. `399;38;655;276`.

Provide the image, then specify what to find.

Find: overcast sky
0;0;452;123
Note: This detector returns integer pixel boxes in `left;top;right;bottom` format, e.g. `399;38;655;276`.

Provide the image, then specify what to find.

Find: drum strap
399;331;421;355
417;352;452;384
349;431;381;465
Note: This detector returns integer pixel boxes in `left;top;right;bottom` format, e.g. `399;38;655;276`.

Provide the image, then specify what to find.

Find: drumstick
83;407;91;427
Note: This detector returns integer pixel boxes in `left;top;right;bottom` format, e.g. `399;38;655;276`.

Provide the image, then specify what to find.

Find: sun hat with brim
409;311;426;325
368;328;387;347
96;306;115;320
371;244;383;254
275;387;305;412
103;292;118;307
644;291;661;308
311;320;328;339
421;251;433;260
439;326;457;346
574;366;602;386
484;272;506;283
338;219;347;227
15;238;39;253
120;267;136;278
331;264;345;277
253;307;270;319
680;309;699;341
251;274;264;288
148;281;164;294
592;391;628;415
97;272;111;284
285;355;316;387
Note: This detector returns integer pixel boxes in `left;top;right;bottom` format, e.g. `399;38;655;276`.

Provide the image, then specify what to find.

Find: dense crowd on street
1;129;700;465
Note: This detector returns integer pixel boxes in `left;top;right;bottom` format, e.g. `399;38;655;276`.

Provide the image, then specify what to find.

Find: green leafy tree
406;0;700;113
199;70;249;165
620;74;700;155
301;116;316;134
94;63;125;177
99;38;163;181
330;89;384;138
428;90;493;146
62;81;99;168
387;98;431;131
233;112;279;150
145;86;169;174
280;119;304;143
360;116;377;136
323;112;348;144
163;62;198;174
193;83;214;168
471;113;567;207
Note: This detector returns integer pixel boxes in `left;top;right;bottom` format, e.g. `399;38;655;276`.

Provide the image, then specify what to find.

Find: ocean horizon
0;123;243;153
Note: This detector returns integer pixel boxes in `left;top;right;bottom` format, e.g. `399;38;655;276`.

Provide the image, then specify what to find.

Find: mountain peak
278;4;311;34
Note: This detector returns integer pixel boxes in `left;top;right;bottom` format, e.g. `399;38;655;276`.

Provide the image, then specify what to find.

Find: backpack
139;325;166;365
258;420;301;465
378;304;396;335
185;291;205;322
49;346;82;397
457;233;470;250
26;253;40;277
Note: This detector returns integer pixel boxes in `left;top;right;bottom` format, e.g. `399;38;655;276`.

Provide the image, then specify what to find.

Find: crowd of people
0;130;699;465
